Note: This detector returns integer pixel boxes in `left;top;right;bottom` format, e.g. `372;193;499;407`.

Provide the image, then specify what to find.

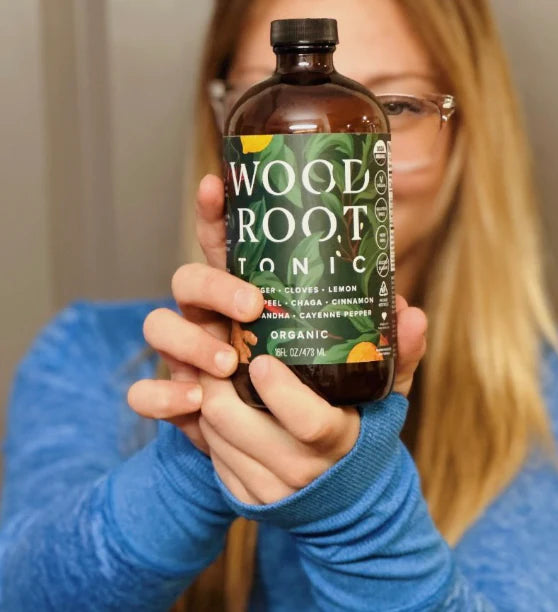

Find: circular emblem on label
376;253;390;278
375;171;388;195
375;198;388;223
375;225;389;250
373;140;387;166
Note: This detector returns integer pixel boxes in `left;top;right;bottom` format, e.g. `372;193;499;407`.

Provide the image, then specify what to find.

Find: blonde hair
164;0;557;608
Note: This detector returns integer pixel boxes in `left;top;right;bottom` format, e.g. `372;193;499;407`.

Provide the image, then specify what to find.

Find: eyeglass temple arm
436;94;457;122
208;80;227;132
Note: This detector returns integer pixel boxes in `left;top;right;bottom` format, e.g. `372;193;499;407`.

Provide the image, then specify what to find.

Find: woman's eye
382;100;423;116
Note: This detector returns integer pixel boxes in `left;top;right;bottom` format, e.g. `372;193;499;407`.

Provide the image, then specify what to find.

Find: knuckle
285;463;321;490
142;308;168;343
171;263;202;298
171;265;187;296
172;262;223;307
298;417;336;446
332;410;360;460
200;266;223;298
257;483;288;505
258;490;280;505
200;396;225;427
173;335;198;365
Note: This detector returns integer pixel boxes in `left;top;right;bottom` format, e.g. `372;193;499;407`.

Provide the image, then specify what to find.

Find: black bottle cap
270;18;339;47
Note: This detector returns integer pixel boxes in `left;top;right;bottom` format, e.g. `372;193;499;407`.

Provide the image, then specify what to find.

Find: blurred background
1;0;557;451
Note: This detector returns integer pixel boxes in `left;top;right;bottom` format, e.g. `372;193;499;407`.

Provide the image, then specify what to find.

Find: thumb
196;174;226;269
393;300;428;397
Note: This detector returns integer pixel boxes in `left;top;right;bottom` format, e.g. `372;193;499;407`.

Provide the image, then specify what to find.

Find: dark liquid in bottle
225;30;396;408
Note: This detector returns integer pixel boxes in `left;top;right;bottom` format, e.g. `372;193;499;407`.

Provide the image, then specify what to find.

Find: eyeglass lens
216;86;447;171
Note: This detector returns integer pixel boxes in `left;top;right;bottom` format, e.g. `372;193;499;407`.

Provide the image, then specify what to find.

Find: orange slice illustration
346;341;384;363
241;135;274;154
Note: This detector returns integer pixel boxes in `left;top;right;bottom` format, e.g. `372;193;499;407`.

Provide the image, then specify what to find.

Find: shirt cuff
215;392;409;530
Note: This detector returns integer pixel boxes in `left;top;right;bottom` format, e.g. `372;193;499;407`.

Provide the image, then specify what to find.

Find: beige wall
107;0;211;296
1;1;212;445
1;0;54;424
1;1;557;445
491;0;558;304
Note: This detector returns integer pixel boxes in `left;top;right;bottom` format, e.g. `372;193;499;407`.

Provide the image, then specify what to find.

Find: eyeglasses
209;79;456;173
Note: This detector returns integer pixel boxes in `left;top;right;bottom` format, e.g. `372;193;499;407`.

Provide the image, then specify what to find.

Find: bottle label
224;133;396;366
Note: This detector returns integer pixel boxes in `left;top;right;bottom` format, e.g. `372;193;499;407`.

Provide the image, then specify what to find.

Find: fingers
196;175;226;269
159;349;199;383
209;452;260;505
393;302;427;396
249;356;360;457
128;350;210;453
200;416;296;504
172;263;264;326
129;329;203;422
127;379;202;419
199;373;331;487
143;307;238;378
396;294;408;313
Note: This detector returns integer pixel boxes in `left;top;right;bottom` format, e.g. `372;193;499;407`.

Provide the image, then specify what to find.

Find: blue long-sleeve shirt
1;298;557;611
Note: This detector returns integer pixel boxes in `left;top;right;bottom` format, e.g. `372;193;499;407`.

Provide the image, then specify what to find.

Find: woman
1;0;557;610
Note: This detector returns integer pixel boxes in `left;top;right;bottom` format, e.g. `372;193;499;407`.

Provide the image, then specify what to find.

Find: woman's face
229;0;454;267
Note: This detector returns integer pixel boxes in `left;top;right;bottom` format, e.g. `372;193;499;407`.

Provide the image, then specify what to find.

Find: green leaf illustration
319;191;343;220
287;232;324;287
313;330;381;365
313;340;355;365
257;134;284;164
226;133;391;367
304;133;355;161
352;136;374;186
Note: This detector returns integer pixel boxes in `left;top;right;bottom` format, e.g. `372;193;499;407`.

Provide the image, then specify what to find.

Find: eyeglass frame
208;78;457;172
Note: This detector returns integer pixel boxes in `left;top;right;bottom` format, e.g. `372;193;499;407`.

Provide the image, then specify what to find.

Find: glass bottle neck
274;45;336;75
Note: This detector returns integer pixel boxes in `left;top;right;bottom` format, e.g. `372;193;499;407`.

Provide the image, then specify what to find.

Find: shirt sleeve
216;390;558;611
0;301;235;611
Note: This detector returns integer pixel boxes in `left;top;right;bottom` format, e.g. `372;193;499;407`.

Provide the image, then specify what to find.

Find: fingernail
187;385;202;406
249;356;269;380
234;287;260;318
215;350;237;375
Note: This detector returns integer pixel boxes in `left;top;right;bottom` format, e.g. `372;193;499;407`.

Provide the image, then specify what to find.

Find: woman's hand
197;290;426;505
127;174;427;495
127;175;264;454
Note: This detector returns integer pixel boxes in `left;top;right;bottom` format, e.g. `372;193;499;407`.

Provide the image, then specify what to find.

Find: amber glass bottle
224;18;396;408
